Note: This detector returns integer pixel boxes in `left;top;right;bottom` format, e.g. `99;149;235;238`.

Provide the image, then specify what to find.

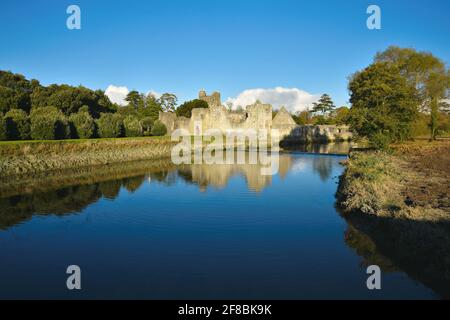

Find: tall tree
159;93;177;112
348;62;418;147
311;94;335;116
375;46;449;140
125;90;144;109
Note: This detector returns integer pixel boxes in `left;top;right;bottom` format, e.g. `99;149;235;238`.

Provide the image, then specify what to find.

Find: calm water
0;148;439;299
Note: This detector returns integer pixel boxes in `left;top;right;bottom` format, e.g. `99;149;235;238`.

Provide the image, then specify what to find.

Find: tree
311;94;335;116
125;90;145;109
176;99;208;118
69;108;95;139
30;106;70;140
151;120;167;136
375;46;449;140
96;113;124;138
0;113;7;140
348;62;418;148
140;117;154;136
159;93;177;112
4;109;30;140
293;110;312;125
333;106;350;125
123;115;143;137
142;93;163;121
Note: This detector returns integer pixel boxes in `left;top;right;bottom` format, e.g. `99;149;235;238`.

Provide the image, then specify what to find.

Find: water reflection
0;152;335;230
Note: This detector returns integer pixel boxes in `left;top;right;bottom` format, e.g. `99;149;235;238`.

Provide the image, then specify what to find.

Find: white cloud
225;87;319;113
105;85;129;106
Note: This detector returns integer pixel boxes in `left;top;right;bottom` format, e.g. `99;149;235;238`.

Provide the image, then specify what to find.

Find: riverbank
336;140;450;298
337;140;449;219
0;137;177;177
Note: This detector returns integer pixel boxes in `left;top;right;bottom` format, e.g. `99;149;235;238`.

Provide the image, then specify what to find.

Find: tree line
288;46;449;148
0;71;175;140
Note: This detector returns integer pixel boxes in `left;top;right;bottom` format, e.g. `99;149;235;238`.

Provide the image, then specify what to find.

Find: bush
69;111;95;139
176;99;208;118
151;120;167;136
0;113;7;141
140;117;154;136
30;106;70;140
369;132;392;150
123;115;143;137
4;108;30;140
96;113;124;138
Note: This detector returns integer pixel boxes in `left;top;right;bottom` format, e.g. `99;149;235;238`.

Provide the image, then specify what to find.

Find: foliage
30;106;70;140
347;62;418;146
4;109;30;140
151;120;167;136
159;93;178;112
175;99;208;118
123;115;143;137
0;113;7;141
96;113;124;138
69;109;96;139
375;46;449;140
142;93;163;121
311;94;335;116
140;117;154;136
125;91;145;109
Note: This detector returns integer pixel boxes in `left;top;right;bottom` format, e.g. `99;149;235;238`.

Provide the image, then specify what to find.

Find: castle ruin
159;90;352;142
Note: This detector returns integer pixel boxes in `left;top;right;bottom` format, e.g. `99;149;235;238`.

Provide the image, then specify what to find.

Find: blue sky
0;0;449;111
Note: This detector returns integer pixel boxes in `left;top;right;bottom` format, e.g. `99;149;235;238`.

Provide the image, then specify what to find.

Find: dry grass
0;137;177;177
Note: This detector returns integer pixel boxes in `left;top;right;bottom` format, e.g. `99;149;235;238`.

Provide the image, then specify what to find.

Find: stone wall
159;90;352;142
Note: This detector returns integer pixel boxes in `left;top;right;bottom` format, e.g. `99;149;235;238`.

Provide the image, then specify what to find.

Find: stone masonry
159;91;352;142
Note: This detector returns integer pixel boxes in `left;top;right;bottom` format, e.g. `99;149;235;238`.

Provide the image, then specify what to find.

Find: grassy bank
0;136;177;177
336;141;450;298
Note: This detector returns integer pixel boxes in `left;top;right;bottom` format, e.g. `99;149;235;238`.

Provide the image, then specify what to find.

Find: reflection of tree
312;156;333;181
122;175;145;193
342;211;450;299
99;180;122;200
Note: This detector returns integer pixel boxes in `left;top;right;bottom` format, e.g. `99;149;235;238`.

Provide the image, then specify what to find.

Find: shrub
4;108;30;140
151;120;167;136
369;132;392;150
96;113;124;138
123;115;143;137
140;117;153;136
69;111;95;139
30;106;70;140
0;113;7;141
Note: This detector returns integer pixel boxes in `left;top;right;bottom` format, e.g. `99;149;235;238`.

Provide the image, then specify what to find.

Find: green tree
159;93;177;112
348;62;418;147
69;108;96;139
375;46;449;140
140;117;154;136
125;91;145;109
96;113;124;138
151;120;167;136
333;106;350;125
0;113;7;140
4;108;30;140
30;106;70;140
293;110;312;125
123;115;143;137
311;94;335;116
176;99;208;118
141;93;163;121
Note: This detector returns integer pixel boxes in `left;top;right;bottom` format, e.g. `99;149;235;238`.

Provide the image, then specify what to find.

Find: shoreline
336;141;450;298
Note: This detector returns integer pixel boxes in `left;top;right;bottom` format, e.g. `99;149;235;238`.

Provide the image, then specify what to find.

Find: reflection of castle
182;153;293;192
159;90;352;141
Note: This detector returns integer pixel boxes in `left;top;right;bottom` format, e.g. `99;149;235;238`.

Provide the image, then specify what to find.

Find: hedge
69;111;95;139
4;108;30;140
151;120;167;136
30;106;70;140
123;115;143;137
96;113;124;138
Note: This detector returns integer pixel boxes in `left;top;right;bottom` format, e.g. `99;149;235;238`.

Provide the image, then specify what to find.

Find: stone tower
199;90;221;107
